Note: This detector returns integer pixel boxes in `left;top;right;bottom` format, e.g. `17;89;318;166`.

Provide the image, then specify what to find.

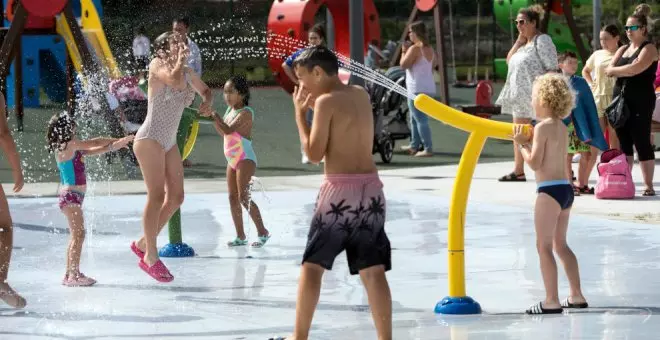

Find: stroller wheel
379;136;394;164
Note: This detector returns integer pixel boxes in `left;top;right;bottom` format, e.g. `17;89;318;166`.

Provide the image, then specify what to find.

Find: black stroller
367;66;411;163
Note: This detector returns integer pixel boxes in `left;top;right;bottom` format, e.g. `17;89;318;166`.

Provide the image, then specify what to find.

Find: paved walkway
8;160;660;224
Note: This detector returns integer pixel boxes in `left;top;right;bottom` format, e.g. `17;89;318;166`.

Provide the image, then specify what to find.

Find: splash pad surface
3;190;660;339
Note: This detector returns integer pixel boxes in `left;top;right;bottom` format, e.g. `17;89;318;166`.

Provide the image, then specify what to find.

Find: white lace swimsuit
135;78;195;151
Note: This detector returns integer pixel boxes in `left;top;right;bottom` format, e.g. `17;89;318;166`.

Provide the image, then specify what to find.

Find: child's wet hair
46;112;76;153
292;46;339;76
227;75;250;106
533;73;575;119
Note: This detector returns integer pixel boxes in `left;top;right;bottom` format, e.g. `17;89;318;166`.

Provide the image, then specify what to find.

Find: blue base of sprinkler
159;243;195;257
434;296;482;314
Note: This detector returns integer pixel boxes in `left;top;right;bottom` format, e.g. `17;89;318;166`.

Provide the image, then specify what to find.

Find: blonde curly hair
533;73;575;120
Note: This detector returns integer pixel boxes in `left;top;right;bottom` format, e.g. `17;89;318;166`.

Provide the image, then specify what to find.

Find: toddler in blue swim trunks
513;73;588;315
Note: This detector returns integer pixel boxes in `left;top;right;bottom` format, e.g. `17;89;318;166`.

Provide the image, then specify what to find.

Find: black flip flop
643;189;656;197
561;297;588;309
498;172;526;182
577;186;594;195
525;301;563;315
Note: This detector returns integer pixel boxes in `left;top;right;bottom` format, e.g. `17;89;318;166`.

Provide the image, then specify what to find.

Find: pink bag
653;92;660;123
595;149;635;199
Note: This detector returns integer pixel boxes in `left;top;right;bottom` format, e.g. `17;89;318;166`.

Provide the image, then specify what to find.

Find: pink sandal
131;241;145;259
0;284;26;309
62;272;97;287
138;259;174;283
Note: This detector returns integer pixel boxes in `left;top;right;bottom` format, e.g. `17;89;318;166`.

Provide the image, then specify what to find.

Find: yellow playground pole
413;94;532;314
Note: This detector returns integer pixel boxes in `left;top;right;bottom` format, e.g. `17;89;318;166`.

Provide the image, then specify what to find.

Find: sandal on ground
0;283;26;309
251;234;271;248
560;297;588;309
577;185;594;195
525;301;563;315
138;259;174;283
228;237;248;247
131;241;145;259
572;185;581;196
498;172;526;182
643;189;656;196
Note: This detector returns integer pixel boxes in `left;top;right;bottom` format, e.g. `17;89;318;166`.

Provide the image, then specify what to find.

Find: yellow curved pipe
182;120;200;160
413;94;532;302
413;94;531;139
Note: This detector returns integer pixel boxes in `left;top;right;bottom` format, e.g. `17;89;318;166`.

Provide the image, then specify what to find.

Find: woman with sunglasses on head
605;4;657;196
496;5;558;182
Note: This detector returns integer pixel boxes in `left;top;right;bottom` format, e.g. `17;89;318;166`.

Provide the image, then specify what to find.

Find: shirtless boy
275;46;392;340
513;73;588;314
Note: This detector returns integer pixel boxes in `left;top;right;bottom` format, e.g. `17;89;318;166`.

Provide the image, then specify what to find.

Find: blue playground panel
2;0;104;108
6;35;67;107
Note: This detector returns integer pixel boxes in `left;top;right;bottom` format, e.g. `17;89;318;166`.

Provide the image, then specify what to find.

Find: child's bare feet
0;281;26;309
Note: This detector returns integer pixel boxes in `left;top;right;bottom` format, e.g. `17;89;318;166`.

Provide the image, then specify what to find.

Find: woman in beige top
582;24;621;149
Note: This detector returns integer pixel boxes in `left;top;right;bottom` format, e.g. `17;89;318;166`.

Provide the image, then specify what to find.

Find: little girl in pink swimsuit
204;76;270;247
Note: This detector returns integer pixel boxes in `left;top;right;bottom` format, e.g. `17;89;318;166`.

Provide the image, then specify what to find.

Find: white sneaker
414;150;433;157
302;154;311;164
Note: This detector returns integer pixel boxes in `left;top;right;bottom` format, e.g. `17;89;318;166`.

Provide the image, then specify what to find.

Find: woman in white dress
496;5;558;182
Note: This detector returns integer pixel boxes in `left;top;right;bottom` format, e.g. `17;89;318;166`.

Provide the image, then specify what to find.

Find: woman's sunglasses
514;19;526;26
624;25;643;31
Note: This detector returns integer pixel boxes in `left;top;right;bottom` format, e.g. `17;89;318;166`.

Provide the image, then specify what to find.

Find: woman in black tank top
606;11;657;196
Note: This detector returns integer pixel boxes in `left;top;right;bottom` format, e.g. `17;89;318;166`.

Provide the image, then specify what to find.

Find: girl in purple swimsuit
131;31;213;283
47;112;134;287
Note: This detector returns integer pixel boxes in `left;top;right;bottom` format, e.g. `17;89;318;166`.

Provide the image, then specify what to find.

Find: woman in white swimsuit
132;31;213;282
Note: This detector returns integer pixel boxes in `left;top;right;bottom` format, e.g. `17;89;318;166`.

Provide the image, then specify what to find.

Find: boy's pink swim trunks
302;173;391;275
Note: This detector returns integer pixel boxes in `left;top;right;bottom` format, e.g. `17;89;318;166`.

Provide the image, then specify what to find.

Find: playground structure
266;0;381;94
493;0;590;79
0;0;119;131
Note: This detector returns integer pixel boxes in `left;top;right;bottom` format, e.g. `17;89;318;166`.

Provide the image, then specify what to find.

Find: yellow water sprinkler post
413;94;532;314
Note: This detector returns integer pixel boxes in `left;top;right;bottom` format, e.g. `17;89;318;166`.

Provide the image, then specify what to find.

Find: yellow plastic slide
55;0;121;79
